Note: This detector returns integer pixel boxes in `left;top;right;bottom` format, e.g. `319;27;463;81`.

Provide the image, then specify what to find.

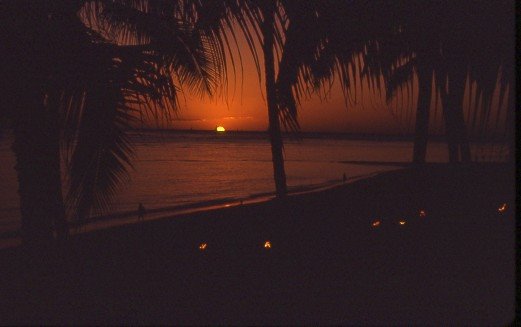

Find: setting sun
216;126;226;132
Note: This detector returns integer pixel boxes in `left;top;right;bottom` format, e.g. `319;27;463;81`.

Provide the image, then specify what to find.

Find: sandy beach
0;163;515;325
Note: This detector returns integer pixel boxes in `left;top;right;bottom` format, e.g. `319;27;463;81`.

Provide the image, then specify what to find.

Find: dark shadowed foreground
0;164;515;325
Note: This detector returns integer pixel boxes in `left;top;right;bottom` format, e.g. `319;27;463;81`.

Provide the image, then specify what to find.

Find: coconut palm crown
1;0;259;247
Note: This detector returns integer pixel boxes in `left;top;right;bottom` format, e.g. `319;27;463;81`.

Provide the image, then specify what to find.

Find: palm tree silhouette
259;1;287;198
1;1;513;248
359;1;514;163
258;0;382;197
1;0;258;248
260;0;513;198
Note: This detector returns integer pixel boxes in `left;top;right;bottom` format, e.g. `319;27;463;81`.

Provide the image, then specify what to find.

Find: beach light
199;243;207;251
372;220;381;228
264;241;271;249
419;209;427;217
398;220;406;226
498;203;507;213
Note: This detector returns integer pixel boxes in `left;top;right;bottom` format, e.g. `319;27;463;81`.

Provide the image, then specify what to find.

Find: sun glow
216;126;226;132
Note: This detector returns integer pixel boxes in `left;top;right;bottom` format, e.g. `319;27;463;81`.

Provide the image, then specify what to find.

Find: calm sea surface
0;130;462;234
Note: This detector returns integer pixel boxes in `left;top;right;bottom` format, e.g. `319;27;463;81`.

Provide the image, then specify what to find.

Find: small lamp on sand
498;203;507;214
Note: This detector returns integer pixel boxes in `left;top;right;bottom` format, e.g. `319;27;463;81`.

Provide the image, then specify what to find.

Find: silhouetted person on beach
343;173;347;184
138;203;146;221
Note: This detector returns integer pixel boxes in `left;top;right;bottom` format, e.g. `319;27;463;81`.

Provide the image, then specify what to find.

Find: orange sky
170;48;421;134
142;24;416;134
174;74;404;133
157;26;504;136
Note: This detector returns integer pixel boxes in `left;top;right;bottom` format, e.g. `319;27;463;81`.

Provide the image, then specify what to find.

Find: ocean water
0;130;505;235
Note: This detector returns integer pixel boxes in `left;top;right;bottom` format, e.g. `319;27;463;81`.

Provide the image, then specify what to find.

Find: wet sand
0;163;515;325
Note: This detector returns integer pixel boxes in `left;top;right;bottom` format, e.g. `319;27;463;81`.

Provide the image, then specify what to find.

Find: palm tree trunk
47;93;68;241
12;97;56;249
262;2;287;198
449;68;471;162
412;65;433;164
454;104;471;162
506;86;515;164
441;90;460;163
441;63;471;163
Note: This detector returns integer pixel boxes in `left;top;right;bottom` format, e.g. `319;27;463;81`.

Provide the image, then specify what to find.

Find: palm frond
61;0;270;219
63;40;186;219
385;57;416;103
66;87;135;219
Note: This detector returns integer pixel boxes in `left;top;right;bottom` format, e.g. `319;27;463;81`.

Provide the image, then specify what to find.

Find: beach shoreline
0;169;388;249
0;162;515;325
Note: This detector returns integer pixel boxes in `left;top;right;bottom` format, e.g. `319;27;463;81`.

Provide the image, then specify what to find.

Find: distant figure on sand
343;173;347;184
138;203;146;221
